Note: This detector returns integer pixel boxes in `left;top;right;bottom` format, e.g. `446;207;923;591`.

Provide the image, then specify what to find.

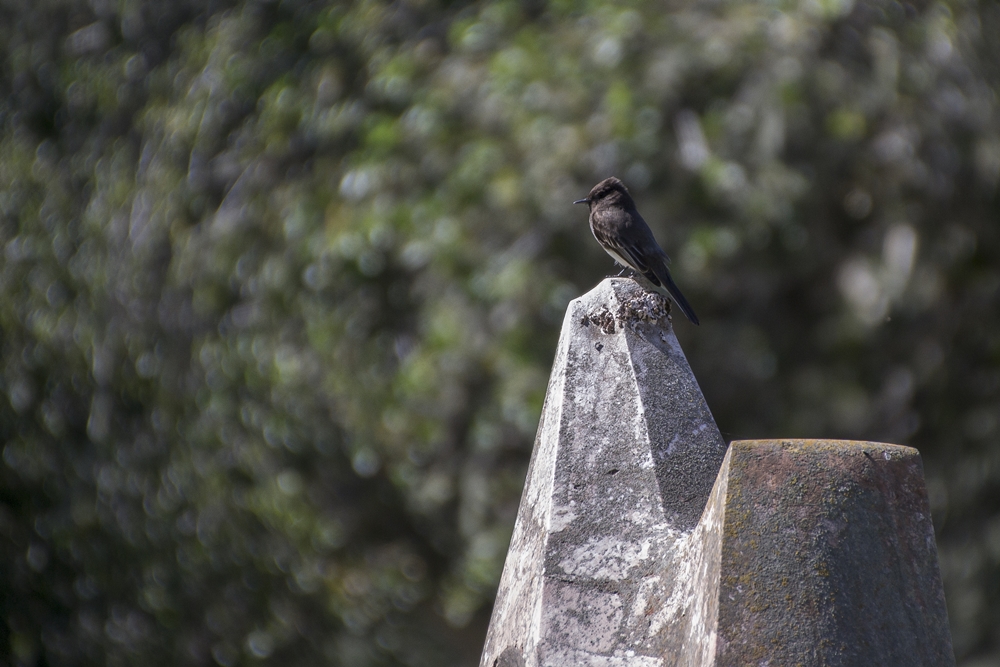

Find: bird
574;177;700;325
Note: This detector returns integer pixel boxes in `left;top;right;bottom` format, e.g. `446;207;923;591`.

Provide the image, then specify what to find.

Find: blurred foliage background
0;0;997;664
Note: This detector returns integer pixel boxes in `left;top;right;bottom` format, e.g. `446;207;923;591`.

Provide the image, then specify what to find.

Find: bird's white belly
604;247;633;269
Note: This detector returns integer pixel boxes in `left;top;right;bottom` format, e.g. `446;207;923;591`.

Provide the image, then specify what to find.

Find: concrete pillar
480;279;953;667
709;439;954;666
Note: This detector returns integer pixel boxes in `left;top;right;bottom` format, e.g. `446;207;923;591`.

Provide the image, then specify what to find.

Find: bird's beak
573;198;589;205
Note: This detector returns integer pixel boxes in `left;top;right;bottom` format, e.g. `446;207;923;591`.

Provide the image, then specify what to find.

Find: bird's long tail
654;266;700;326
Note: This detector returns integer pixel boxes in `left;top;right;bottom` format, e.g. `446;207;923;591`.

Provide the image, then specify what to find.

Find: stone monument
479;278;953;667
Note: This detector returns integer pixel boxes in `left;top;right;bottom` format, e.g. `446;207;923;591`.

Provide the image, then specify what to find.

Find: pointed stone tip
575;278;673;335
479;276;726;667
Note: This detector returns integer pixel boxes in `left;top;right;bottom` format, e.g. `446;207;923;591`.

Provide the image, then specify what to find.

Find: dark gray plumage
574;177;700;325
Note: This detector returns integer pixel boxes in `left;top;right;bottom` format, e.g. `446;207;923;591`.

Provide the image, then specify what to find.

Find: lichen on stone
582;284;673;335
615;289;672;332
581;307;618;334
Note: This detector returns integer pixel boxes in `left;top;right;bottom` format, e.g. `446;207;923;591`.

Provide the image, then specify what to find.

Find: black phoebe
575;177;700;325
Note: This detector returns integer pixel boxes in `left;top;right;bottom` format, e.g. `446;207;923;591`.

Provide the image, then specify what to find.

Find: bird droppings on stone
583;280;674;335
614;287;672;332
583;306;618;334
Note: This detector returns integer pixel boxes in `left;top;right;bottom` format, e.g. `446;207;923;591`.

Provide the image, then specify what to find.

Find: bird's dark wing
652;266;700;325
591;207;664;284
591;206;700;325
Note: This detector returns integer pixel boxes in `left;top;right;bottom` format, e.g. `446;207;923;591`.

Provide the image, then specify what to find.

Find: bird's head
573;177;634;209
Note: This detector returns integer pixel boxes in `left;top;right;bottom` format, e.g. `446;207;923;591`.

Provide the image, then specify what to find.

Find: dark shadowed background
1;0;998;664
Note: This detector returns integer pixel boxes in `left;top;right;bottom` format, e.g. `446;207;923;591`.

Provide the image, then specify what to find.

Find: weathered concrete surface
714;440;954;667
479;278;729;667
480;279;954;667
